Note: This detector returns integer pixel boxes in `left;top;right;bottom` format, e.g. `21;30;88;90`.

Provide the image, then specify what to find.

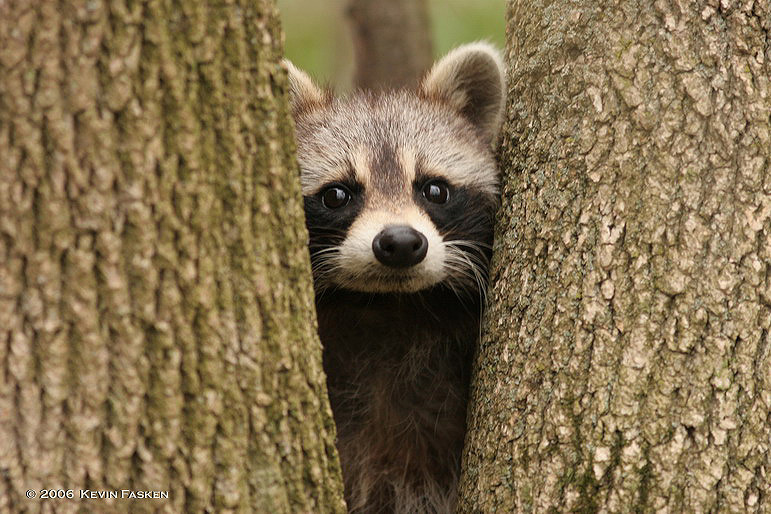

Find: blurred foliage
277;0;506;89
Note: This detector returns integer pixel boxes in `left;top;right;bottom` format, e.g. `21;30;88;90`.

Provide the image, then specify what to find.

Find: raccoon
285;43;505;513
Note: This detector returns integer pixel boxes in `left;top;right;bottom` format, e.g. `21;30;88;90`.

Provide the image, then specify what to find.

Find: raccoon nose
372;225;428;268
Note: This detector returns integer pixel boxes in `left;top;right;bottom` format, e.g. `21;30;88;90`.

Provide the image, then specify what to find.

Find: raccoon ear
283;60;327;113
420;42;506;144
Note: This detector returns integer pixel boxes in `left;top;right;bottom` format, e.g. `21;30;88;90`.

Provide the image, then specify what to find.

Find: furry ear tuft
283;60;327;114
420;42;506;144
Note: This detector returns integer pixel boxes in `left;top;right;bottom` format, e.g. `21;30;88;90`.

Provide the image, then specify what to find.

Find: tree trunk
347;0;433;90
460;0;770;512
0;1;344;513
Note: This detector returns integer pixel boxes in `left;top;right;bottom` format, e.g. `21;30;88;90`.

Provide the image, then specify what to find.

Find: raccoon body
286;43;505;513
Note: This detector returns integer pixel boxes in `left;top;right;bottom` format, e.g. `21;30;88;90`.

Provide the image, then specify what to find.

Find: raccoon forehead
295;92;499;196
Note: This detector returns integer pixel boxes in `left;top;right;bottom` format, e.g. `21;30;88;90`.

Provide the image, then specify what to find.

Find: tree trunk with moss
347;0;433;90
460;0;770;511
0;1;344;512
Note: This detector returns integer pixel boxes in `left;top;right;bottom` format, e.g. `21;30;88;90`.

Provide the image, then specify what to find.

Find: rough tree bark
347;0;433;90
461;0;770;512
0;1;344;513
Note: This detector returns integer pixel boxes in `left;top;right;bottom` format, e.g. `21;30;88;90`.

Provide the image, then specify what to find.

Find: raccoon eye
422;180;450;204
321;185;351;209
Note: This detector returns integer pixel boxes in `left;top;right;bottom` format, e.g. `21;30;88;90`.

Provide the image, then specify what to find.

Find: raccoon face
286;43;505;295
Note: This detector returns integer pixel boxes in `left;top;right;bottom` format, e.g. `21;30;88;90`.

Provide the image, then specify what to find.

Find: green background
278;0;506;89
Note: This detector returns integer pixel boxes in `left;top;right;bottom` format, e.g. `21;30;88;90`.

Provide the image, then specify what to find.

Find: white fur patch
332;208;446;293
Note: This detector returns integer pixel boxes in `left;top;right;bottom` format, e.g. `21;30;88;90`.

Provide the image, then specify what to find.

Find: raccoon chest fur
287;42;505;514
317;290;477;513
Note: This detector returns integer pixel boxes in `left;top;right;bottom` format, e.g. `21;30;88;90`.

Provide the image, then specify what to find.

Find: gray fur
420;41;506;145
292;90;499;197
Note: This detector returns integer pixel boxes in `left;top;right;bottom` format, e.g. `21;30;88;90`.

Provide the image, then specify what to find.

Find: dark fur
314;264;489;514
307;194;494;513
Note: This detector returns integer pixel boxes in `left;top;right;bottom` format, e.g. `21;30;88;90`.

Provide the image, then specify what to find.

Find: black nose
372;225;428;268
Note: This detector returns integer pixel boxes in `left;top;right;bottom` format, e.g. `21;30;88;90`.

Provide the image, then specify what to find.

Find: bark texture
347;0;433;90
0;1;344;513
460;0;770;511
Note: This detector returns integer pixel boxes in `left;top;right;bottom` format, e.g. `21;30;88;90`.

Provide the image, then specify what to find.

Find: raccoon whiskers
310;248;340;275
310;245;340;258
414;290;445;324
442;241;490;300
441;262;478;304
442;241;490;341
310;246;343;297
